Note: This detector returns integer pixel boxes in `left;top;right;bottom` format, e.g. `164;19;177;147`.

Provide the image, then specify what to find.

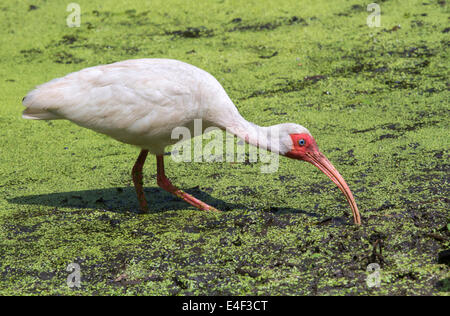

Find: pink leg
132;149;149;213
156;155;219;212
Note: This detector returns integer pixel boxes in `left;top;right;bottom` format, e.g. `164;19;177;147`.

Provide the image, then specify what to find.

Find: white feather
22;58;310;154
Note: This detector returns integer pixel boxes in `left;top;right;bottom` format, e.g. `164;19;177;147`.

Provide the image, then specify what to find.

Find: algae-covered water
0;0;448;295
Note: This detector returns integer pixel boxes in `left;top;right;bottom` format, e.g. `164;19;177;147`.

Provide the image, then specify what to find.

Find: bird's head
276;124;361;225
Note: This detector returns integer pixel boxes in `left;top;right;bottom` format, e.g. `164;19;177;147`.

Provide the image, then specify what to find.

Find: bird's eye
298;139;306;146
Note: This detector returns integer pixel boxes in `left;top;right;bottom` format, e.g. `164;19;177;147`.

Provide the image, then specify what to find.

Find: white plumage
22;58;361;224
23;58;307;154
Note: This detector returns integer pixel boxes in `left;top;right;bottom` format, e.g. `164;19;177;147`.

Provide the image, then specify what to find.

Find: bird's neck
225;118;282;154
206;96;284;154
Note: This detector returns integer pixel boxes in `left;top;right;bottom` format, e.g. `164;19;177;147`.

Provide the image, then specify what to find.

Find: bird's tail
22;106;60;120
21;84;62;120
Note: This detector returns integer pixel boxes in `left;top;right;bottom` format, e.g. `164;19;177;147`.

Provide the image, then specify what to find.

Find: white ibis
22;58;361;224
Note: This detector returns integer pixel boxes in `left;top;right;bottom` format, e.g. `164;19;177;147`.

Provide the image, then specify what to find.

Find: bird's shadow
7;186;319;217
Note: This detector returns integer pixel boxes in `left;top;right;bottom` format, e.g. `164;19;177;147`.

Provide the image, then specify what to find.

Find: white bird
22;58;361;224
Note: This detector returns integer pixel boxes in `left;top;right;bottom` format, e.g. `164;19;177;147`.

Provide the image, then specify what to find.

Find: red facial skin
285;133;361;225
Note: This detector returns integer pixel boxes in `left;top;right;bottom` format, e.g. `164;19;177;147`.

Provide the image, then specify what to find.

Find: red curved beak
304;151;361;225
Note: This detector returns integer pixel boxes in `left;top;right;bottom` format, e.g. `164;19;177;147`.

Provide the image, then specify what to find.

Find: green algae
0;0;449;295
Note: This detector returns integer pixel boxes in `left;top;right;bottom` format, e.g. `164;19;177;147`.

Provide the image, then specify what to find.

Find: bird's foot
157;177;220;212
173;188;221;212
155;154;220;213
